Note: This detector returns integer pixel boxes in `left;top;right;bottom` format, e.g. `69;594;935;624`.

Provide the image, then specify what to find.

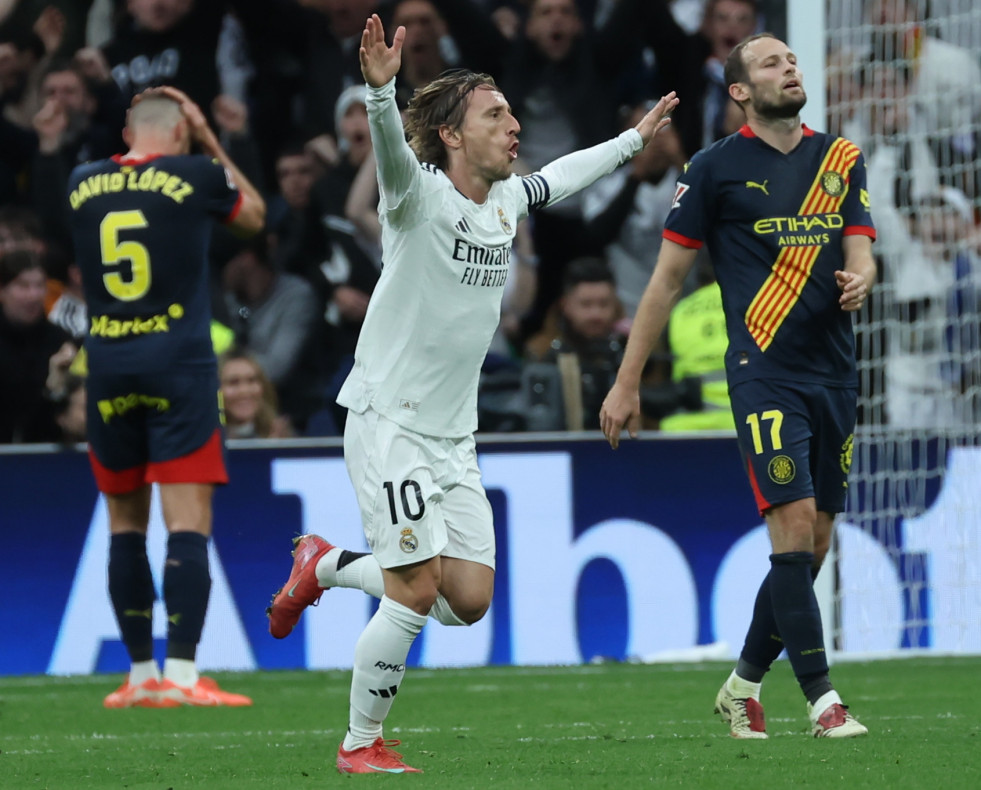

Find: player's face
220;358;264;426
561;281;618;340
0;267;46;326
740;38;806;120
458;86;520;184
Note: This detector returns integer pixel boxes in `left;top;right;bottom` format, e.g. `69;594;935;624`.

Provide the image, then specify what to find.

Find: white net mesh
825;0;981;654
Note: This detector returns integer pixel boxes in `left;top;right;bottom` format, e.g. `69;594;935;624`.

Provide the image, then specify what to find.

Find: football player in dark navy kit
68;86;265;708
601;34;876;739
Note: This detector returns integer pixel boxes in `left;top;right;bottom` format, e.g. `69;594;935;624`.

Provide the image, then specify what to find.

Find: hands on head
131;86;219;154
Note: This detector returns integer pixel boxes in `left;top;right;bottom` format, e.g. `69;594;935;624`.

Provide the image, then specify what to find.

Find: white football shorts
343;407;496;570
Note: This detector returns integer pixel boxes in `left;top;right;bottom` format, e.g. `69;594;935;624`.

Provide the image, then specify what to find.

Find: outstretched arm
530;93;679;211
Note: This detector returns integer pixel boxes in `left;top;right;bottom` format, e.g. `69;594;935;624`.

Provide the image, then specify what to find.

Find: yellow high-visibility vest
660;282;735;432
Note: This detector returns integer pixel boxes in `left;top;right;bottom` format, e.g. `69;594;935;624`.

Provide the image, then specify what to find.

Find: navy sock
737;563;823;682
163;532;211;661
108;532;156;663
768;552;829;698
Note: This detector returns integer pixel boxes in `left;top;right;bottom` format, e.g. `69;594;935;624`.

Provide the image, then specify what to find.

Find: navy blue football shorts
86;367;227;494
729;378;856;516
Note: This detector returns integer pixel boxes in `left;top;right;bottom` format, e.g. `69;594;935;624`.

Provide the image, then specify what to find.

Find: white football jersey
338;78;643;437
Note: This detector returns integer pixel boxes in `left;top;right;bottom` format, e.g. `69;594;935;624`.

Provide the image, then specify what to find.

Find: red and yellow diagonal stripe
745;138;860;351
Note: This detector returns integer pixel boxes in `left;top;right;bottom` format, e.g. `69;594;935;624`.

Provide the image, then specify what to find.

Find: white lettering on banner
43;446;981;675
712;523;905;655
836;524;904;651
48;489;255;675
902;448;981;652
480;453;699;664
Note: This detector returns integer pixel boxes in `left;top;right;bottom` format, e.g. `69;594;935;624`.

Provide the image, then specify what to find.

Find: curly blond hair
403;69;498;170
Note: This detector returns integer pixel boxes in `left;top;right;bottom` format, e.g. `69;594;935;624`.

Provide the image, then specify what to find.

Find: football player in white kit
266;13;679;774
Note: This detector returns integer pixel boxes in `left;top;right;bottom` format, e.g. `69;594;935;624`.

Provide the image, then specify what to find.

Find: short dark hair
724;32;776;89
561;257;615;294
0;249;45;287
403;69;499;170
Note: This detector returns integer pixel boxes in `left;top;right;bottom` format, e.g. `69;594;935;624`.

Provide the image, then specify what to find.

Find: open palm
360;14;405;89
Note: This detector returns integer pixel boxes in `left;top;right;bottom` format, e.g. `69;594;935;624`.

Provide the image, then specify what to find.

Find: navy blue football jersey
68;153;241;373
663;125;875;389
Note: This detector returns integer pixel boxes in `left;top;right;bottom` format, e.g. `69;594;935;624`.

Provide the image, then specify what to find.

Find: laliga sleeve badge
399;528;419;553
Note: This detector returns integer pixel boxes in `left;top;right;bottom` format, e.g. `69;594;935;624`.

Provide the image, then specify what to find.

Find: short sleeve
194;156;242;224
841;152;876;240
662;151;713;249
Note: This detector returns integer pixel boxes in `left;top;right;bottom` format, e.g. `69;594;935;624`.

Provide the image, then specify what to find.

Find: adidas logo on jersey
455;217;472;234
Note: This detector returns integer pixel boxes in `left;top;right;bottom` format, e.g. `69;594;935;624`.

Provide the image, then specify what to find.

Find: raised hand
153;86;220;155
634;92;680;146
359;13;405;89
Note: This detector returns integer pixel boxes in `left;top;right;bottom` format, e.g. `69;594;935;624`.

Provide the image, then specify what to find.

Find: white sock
344;596;427;751
163;657;199;689
429;595;468;626
727;669;763;701
810;689;842;719
317;550;385;598
318;551;468;628
129;660;160;686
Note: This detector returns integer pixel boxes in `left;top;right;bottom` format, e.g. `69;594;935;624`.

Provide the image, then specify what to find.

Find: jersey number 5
745;410;784;454
100;210;151;301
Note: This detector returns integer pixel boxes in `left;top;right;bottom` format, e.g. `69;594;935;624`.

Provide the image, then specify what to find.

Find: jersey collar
739;123;815;138
111;153;166;165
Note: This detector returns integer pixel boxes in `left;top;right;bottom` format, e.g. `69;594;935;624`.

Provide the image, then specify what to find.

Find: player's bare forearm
837;234;876;311
600;240;696;448
156;85;265;233
212;146;266;235
616;240;695;388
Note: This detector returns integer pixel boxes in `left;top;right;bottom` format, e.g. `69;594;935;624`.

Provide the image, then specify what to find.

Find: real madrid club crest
767;455;796;485
497;207;512;234
399;528;419;553
821;171;844;197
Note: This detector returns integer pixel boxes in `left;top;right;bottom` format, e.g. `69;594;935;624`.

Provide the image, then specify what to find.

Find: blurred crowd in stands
1;0;979;444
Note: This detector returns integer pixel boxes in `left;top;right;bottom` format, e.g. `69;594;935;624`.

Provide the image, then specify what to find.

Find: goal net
824;0;981;656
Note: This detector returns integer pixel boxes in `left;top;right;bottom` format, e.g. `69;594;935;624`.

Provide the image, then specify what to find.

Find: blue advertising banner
1;435;978;677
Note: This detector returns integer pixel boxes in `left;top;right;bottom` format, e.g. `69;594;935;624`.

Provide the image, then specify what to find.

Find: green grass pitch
1;657;978;789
